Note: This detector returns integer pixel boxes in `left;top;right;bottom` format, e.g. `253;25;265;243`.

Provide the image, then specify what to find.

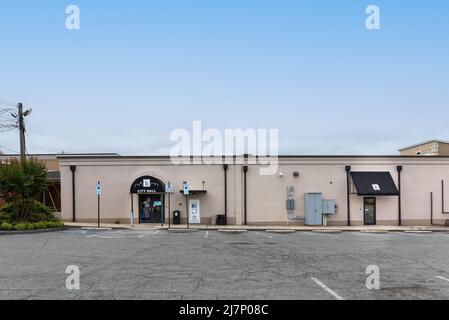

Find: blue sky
1;0;448;155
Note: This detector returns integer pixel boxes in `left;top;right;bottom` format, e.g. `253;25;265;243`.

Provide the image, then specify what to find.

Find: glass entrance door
139;194;164;224
364;197;376;225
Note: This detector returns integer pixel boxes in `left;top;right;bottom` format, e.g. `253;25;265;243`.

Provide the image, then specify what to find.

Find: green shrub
0;200;57;224
33;221;48;230
1;222;13;230
46;221;64;229
15;223;28;230
0;158;48;222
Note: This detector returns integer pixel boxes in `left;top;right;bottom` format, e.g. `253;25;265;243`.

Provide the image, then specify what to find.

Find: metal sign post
185;195;189;229
182;182;190;229
166;182;174;229
96;181;102;228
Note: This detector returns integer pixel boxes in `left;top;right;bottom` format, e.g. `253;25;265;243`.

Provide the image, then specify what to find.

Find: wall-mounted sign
130;176;165;194
96;182;102;196
183;182;190;195
189;199;200;224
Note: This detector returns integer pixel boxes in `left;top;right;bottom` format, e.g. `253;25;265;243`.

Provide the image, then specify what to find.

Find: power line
0;145;19;154
0;98;18;105
0;101;32;159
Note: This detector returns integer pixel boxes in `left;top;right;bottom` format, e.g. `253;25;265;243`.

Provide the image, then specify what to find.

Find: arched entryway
130;176;165;224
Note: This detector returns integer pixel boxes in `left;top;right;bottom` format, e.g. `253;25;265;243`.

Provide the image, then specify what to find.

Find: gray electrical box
304;193;323;226
322;200;335;215
286;199;295;211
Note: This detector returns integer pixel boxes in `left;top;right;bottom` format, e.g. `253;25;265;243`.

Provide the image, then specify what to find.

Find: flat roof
56;154;449;160
1;153;119;158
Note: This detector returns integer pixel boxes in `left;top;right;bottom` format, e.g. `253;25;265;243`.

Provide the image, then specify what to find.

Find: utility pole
18;103;26;160
16;102;31;160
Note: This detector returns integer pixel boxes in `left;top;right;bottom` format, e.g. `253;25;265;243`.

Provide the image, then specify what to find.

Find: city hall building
58;154;449;227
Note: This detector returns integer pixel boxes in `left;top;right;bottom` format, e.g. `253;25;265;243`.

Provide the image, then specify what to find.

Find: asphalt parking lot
1;229;449;300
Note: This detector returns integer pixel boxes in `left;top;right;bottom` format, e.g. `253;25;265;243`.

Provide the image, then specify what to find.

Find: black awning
350;172;399;196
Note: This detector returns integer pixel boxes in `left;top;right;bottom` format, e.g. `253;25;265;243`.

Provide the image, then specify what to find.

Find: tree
0;157;48;222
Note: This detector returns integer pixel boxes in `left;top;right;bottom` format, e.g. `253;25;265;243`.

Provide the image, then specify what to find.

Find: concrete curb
404;230;433;234
266;230;296;234
218;229;247;234
81;227;113;231
360;230;389;234
312;229;342;234
0;228;67;236
167;229;199;233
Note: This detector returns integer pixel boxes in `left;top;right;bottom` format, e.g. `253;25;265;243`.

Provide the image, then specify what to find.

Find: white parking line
204;231;209;239
86;235;124;239
435;276;449;283
311;277;345;300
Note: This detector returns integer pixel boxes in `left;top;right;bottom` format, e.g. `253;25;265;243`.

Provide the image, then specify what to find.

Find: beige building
58;155;449;227
399;140;449;156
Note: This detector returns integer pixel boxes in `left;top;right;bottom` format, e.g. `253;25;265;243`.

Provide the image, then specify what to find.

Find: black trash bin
173;210;181;225
216;215;226;226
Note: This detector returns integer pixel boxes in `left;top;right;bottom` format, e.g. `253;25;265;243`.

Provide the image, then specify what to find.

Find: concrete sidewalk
64;222;449;232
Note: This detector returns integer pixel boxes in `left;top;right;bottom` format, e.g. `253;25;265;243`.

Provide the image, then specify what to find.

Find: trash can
216;214;226;226
173;210;181;225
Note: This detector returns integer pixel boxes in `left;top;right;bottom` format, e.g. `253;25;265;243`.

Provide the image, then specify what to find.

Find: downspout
223;164;228;225
70;165;76;222
442;180;449;214
397;165;402;226
345;166;351;226
431;190;447;226
243;165;248;226
430;192;434;225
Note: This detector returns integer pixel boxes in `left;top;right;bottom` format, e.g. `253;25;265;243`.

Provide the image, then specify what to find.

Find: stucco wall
59;156;449;226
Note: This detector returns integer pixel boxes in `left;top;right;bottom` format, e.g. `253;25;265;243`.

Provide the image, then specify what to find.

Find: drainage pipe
223;164;228;225
442;180;449;214
397;165;403;226
345;166;351;226
70;165;76;222
243;165;248;225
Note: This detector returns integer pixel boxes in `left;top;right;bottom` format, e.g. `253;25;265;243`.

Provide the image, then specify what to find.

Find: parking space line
86;235;124;239
204;231;209;239
311;277;345;300
435;276;449;283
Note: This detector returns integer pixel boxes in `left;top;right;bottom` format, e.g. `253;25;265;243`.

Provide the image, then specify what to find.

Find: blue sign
183;182;189;195
96;182;102;196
